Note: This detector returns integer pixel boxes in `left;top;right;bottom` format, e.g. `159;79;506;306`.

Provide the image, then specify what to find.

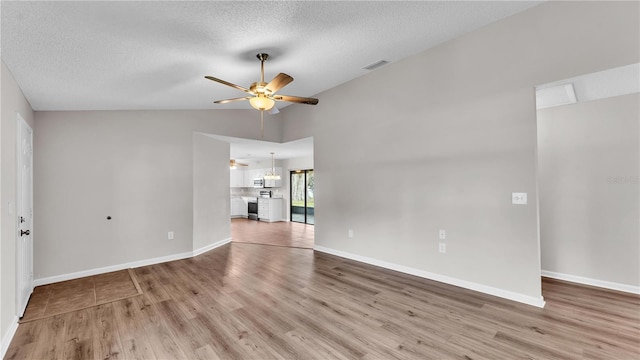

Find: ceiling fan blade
205;76;250;93
265;73;294;94
230;159;249;167
214;97;252;104
273;95;319;105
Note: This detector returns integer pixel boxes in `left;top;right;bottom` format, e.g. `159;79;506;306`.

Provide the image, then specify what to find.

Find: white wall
280;1;639;305
1;60;35;354
193;133;231;251
538;93;639;289
33;109;277;281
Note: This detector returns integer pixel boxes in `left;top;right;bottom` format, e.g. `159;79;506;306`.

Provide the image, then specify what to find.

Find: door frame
16;112;34;317
290;169;313;224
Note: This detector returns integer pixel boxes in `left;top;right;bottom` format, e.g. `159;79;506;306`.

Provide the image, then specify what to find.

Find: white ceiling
1;1;541;111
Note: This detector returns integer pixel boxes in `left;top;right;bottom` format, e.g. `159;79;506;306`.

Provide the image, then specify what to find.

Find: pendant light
264;152;280;180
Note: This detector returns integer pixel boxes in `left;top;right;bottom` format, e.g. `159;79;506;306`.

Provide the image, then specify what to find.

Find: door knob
20;229;30;236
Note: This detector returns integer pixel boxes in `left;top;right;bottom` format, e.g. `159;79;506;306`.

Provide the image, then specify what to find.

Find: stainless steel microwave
253;178;264;188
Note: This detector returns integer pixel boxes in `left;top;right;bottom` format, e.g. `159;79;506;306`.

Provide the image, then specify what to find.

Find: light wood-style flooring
231;218;314;249
5;222;639;359
19;269;142;323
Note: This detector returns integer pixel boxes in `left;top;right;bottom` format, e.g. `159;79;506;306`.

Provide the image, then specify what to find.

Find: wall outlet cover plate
512;192;527;205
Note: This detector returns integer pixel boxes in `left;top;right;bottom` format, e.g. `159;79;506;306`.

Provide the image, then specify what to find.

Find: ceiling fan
205;53;319;138
230;159;248;169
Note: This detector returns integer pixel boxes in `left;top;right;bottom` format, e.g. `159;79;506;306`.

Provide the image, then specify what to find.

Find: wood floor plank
30;314;66;359
62;308;95;360
110;298;156;360
92;303;124;360
6;219;639;359
132;267;171;304
133;297;190;360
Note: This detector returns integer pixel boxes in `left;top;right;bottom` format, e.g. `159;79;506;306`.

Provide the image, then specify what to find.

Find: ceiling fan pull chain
261;111;264;139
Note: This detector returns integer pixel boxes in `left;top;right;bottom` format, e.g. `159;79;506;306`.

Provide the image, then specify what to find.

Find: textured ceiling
1;1;541;111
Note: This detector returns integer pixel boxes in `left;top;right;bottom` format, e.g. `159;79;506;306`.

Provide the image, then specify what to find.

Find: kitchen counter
258;198;283;222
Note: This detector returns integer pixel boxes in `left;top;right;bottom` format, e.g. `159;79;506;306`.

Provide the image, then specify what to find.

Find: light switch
439;229;446;240
512;192;527;205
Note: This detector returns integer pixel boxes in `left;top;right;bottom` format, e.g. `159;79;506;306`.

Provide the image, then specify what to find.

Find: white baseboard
34;238;231;287
314;245;546;308
193;237;231;256
1;316;19;359
541;270;640;294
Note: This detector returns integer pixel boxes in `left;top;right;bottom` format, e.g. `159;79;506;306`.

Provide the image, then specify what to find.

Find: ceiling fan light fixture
206;53;318;136
250;95;275;111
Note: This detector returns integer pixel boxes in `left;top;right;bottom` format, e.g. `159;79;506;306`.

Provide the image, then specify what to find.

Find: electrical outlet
168;231;174;240
439;229;446;240
439;243;446;253
348;229;354;238
512;192;528;205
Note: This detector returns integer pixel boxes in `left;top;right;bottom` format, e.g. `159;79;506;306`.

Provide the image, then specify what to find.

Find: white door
16;114;34;317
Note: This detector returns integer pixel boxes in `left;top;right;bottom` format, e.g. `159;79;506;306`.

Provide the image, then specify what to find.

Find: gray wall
33;109;275;280
281;1;639;302
193;133;231;251
1;61;35;350
538;93;639;287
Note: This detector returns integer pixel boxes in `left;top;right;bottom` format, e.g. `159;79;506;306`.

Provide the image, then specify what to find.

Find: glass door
290;170;314;224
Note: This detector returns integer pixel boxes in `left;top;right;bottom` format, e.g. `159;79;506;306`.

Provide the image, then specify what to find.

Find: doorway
290;169;314;224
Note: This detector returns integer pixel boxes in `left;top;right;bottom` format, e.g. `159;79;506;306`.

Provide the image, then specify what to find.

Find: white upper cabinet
243;171;254;187
230;169;245;187
229;167;283;188
253;168;265;179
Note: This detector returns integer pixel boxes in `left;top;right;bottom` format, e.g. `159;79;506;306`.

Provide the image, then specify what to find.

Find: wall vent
363;60;389;71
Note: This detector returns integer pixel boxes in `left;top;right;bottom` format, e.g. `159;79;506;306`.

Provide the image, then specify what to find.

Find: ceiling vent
363;60;389;71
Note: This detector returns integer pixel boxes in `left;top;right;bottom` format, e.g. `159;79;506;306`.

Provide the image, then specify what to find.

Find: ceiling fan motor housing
250;82;270;95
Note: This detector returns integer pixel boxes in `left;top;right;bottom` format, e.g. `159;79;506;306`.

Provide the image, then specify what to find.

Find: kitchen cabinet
231;197;248;218
230;169;245;188
229;167;283;188
253;168;265;180
243;171;254;187
258;198;282;222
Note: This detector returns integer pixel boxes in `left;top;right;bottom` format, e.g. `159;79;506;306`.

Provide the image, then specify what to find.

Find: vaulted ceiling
2;1;540;111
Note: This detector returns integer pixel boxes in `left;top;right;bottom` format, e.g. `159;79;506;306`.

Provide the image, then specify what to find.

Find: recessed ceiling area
205;134;313;165
1;1;541;111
